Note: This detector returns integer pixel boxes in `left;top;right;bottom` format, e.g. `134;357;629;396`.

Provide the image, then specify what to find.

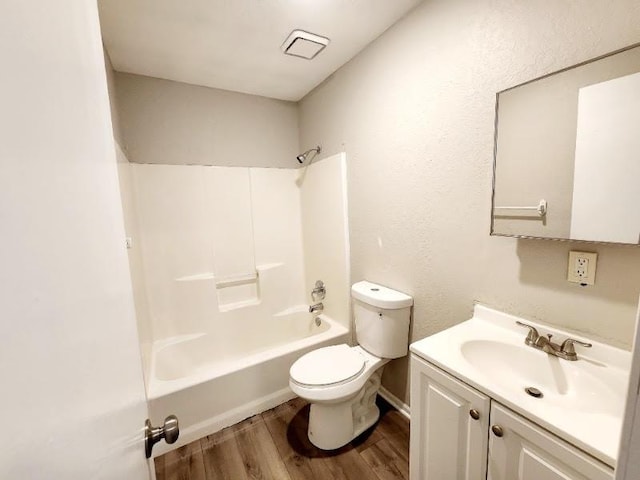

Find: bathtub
147;307;349;456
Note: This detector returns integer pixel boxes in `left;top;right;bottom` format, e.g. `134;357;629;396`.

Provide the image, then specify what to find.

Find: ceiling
98;0;423;102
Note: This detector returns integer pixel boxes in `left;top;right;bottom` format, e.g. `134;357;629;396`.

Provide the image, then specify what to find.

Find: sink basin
409;304;631;467
460;339;621;416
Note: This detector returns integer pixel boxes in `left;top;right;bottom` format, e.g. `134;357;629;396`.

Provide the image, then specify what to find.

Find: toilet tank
351;281;413;359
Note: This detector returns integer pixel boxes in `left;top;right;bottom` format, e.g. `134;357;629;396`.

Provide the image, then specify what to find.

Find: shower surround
117;152;350;454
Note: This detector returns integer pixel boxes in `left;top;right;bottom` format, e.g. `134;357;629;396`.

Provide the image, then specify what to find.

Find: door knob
491;425;504;437
145;415;180;458
469;409;480;420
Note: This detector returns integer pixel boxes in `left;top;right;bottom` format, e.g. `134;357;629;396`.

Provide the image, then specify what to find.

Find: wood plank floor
155;396;409;480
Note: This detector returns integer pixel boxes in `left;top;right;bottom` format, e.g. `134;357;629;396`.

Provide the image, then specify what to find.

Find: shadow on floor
155;394;409;480
286;396;396;458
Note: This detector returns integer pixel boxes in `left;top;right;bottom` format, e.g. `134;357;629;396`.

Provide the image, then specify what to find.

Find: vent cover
281;30;329;60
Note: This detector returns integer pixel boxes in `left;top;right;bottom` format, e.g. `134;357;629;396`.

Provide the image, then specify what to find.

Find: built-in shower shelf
173;263;287;312
218;298;262;312
215;272;258;289
174;263;284;285
215;269;261;311
175;273;215;282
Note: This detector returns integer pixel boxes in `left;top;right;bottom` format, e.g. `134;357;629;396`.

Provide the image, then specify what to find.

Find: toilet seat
290;344;365;387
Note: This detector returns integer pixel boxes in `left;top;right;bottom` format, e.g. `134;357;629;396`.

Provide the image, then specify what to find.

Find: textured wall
299;0;640;402
114;73;300;168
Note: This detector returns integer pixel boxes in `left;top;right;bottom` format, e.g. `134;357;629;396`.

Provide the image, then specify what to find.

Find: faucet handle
560;338;592;356
311;280;326;301
516;321;540;346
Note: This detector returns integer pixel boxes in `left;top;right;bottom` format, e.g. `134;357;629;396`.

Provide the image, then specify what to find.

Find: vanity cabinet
488;403;613;480
410;355;490;479
410;354;614;480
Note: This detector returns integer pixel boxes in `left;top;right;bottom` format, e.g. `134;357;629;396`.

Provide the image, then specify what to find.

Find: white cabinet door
410;355;490;480
488;403;614;480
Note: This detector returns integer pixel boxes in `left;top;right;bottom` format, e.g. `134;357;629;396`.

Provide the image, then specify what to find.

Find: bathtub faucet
309;302;324;314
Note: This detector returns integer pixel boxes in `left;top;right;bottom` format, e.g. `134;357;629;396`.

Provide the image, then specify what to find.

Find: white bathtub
147;308;349;456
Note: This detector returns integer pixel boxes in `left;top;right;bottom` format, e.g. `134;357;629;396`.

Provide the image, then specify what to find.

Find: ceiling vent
281;30;330;60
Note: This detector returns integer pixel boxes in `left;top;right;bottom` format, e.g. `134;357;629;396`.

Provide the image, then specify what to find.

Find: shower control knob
145;415;180;458
311;280;326;301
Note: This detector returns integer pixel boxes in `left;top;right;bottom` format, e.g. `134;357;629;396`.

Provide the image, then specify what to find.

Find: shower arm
296;145;321;164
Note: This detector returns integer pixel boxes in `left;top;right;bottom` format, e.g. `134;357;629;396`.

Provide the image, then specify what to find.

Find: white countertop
410;304;631;468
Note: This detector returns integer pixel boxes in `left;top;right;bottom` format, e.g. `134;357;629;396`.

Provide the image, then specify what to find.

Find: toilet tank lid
351;281;413;309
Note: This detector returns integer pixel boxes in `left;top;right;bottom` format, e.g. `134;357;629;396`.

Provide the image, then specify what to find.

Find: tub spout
309;302;324;314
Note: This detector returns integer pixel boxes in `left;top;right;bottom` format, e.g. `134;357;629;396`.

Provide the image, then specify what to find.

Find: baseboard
152;387;296;458
151;385;408;458
378;386;411;421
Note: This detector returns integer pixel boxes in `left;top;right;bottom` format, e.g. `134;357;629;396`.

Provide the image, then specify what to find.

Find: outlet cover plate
567;251;598;285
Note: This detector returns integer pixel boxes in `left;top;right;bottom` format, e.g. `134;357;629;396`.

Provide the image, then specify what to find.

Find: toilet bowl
290;344;388;449
289;281;412;450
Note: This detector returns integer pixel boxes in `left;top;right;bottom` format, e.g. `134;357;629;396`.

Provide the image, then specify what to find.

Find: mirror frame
490;42;640;246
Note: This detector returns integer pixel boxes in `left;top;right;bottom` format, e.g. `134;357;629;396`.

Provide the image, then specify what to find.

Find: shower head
296;146;321;164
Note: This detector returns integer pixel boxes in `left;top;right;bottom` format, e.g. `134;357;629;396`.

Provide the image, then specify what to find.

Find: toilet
289;280;413;450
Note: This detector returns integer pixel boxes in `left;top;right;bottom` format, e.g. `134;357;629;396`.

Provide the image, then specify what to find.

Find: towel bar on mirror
494;199;547;217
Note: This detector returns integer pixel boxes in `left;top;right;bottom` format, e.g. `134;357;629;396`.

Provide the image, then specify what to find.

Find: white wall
104;51;124;146
114;73;300;168
130;164;307;341
116;145;153;380
107;52;155;380
0;0;148;477
250;167;308;310
118;155;352;347
299;153;351;328
299;0;640;401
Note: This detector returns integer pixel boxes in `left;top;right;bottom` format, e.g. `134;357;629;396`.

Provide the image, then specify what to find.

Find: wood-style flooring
155;395;409;480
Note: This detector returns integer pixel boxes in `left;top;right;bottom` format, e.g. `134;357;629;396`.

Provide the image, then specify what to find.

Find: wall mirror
491;43;640;245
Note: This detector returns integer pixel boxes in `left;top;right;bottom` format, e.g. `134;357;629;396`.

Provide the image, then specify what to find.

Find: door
410;355;490;480
488;403;613;480
614;296;640;480
0;1;150;478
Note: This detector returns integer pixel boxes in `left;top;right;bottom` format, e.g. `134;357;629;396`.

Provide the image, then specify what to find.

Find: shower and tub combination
117;148;351;454
148;304;349;454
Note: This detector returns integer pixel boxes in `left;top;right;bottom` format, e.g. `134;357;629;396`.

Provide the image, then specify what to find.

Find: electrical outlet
567;251;597;285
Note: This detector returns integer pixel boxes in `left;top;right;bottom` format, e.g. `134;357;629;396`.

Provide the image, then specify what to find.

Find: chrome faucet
516;321;592;361
309;302;324;314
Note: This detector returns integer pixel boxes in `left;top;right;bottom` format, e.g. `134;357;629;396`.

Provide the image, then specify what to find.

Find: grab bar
494;199;547;217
